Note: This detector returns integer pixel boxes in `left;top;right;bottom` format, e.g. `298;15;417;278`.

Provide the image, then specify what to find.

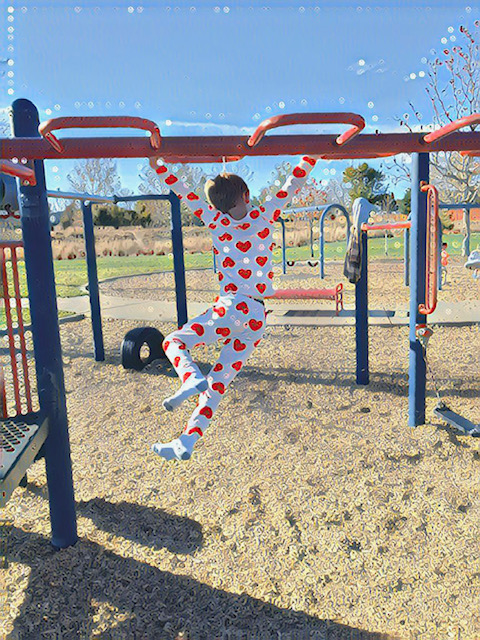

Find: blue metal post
12;99;77;548
355;231;369;385
404;228;410;286
169;192;188;327
463;208;471;257
82;202;104;361
408;153;429;427
279;217;286;274
212;248;217;274
438;221;443;291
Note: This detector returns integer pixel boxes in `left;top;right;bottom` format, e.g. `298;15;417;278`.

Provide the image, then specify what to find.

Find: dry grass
1;263;479;640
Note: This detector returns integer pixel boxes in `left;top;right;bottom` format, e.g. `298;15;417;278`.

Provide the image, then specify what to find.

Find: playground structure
1;102;480;548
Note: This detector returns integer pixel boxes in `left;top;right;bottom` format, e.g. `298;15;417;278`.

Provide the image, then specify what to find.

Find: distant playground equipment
465;249;480;278
3;103;480;546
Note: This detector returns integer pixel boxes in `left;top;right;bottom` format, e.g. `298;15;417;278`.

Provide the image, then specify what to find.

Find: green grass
4;233;479;300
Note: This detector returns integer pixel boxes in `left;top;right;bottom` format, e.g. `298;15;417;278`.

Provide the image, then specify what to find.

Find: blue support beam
404;227;410;287
169;192;188;327
355;231;369;385
11;98;77;549
408;153;429;427
82;202;105;361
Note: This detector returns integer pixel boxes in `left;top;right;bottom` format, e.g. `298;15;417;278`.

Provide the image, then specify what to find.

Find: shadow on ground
6;486;398;640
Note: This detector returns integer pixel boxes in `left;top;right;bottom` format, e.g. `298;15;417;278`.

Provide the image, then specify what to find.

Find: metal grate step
0;412;49;507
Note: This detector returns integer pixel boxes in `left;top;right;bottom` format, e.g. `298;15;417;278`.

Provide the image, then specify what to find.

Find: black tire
121;327;167;371
286;260;295;267
308;261;319;268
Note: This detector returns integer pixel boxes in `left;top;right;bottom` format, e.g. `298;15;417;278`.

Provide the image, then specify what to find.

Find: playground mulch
99;255;479;312
2;305;479;638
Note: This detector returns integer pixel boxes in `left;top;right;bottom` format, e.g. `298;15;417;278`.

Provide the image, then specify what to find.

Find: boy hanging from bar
149;155;317;461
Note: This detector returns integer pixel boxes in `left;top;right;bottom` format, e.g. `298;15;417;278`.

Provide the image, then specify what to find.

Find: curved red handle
0;159;36;184
423;113;480;144
39;116;161;153
419;182;439;316
247;112;365;148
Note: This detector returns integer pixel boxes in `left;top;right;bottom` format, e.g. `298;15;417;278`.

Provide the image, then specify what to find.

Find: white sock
151;433;200;461
163;377;208;412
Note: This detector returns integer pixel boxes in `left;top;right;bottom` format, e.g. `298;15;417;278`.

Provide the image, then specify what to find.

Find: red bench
267;283;344;315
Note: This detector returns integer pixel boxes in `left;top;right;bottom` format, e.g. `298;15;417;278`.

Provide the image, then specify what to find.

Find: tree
67;158;129;198
342;163;390;205
93;204;151;228
397;188;411;217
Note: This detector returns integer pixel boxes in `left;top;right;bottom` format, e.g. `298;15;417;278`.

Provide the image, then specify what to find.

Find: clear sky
1;0;478;198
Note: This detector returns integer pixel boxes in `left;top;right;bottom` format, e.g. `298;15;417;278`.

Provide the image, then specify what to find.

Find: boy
441;241;449;285
150;155;317;461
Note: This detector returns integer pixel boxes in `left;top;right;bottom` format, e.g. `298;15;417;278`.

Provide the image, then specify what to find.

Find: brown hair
204;173;249;214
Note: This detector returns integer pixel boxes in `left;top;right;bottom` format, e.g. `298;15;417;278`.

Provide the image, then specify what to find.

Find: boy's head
204;173;249;214
442;242;448;249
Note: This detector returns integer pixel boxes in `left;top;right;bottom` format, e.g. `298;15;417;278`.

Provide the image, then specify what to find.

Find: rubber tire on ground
308;261;319;268
286;260;295;267
121;326;167;371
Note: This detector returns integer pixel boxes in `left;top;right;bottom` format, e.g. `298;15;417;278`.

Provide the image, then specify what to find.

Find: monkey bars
3;111;480;161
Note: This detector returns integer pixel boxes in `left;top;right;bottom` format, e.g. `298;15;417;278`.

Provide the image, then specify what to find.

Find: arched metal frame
319;204;351;278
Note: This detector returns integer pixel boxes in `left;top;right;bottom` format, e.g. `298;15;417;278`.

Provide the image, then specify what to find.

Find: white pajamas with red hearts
152;156;317;449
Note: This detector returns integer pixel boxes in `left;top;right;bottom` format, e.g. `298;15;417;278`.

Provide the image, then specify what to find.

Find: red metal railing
419;182;440;316
361;221;411;232
247;113;365;148
0;241;32;418
39;116;162;154
423;113;480;144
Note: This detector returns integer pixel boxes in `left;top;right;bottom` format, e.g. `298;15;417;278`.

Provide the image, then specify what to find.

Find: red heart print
187;192;199;200
183;371;193;383
273;209;281;221
193;208;203;218
163;340;170;351
258;228;270;239
191;323;204;336
254;339;261;347
256;283;266;294
209;223;217;230
220;217;231;226
232;361;243;371
213;247;219;255
276;190;288;198
216;327;231;337
256;256;268;267
218;273;224;281
235;302;249;314
225;283;238;293
249;319;263;331
199;407;213;419
238;223;251;230
233;339;246;352
302;156;316;166
213;306;226;317
212;382;226;394
224;338;232;344
219;233;233;242
268;271;274;279
238;269;252;279
156;165;168;174
213;363;223;372
223;257;235;268
165;175;178;186
250;210;260;219
293;167;306;178
269;243;276;251
236;241;252;253
173;356;181;367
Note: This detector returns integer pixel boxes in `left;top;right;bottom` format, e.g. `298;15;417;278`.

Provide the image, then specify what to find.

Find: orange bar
361;222;411;231
268;286;340;300
418;182;439;316
39;115;162;153
247;112;365;148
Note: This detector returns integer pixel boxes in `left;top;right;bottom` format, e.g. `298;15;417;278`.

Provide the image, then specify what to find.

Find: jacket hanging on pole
343;198;378;284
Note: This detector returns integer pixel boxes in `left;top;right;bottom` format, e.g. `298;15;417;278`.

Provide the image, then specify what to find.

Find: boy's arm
149;159;219;229
260;156;317;224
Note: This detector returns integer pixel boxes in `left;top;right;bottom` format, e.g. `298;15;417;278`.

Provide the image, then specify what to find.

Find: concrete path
57;294;480;327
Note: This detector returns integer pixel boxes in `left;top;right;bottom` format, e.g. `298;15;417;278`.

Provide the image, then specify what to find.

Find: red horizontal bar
268;288;339;300
361;222;411;231
5;132;480;160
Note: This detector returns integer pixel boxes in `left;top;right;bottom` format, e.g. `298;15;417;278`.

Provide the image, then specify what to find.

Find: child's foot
151;433;199;461
162;377;208;412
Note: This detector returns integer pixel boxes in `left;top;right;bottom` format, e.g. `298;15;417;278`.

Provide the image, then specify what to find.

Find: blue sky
1;1;479;198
